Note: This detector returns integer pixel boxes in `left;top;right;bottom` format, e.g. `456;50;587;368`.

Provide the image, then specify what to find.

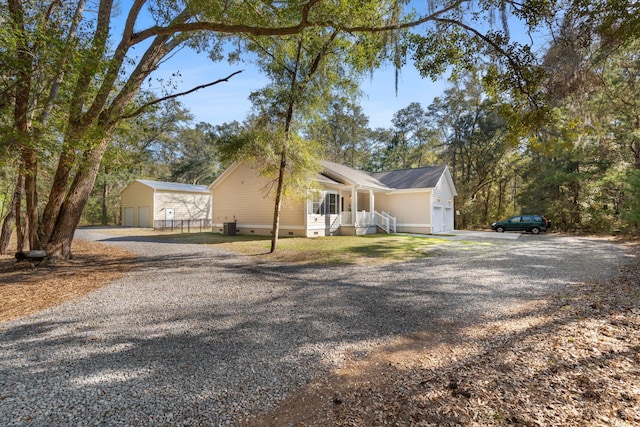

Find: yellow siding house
210;161;457;237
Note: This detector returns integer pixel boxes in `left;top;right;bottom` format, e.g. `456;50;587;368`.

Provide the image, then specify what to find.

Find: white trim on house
211;223;307;231
210;161;457;237
383;188;432;195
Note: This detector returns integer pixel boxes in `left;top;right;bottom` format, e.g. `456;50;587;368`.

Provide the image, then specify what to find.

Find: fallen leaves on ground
0;240;136;322
246;242;640;426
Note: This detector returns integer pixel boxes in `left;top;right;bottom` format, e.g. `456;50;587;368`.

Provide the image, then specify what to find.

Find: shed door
138;206;150;227
124;207;134;226
165;208;175;221
432;206;443;233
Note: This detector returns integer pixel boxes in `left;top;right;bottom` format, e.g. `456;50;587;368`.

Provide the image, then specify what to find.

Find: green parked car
490;215;551;234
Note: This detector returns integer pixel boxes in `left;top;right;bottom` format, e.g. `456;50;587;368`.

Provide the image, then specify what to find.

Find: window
308;192;338;215
310;199;322;214
327;193;337;215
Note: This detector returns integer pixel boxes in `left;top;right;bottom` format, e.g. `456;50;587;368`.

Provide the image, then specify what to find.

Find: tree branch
129;0;467;43
339;1;465;33
120;70;244;120
433;17;539;106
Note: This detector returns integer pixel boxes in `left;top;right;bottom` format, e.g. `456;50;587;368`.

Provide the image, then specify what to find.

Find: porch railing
374;211;396;234
340;211;374;227
339;210;396;233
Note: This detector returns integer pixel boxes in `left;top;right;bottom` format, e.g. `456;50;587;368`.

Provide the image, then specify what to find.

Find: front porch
338;211;396;235
305;183;396;237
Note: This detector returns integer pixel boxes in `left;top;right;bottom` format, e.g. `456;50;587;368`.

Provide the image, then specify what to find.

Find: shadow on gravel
0;236;632;425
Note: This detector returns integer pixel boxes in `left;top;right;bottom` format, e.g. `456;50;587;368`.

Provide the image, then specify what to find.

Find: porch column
369;190;374;213
351;186;357;225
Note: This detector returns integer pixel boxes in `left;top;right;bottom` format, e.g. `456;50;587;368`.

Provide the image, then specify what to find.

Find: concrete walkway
413;229;522;240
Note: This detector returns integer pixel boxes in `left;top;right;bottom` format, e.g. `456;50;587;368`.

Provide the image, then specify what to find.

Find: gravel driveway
0;229;630;426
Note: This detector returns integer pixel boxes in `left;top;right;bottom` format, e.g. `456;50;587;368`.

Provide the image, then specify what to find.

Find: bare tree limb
120;70;244;120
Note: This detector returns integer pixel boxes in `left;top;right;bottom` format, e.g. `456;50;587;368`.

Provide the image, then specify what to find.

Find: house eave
384;188;433;195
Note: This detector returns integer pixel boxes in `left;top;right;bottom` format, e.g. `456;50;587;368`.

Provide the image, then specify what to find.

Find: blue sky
146;46;447;130
138;5;548;131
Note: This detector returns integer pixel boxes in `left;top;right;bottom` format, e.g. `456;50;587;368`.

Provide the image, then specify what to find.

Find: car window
521;216;532;223
509;216;521;223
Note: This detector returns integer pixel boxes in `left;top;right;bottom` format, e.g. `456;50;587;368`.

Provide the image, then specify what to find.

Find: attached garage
120;180;212;228
371;165;457;234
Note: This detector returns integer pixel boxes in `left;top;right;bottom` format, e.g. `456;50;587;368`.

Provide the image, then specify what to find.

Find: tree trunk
270;145;287;253
38;146;77;246
22;147;40;249
46;137;110;259
0;173;25;254
9;0;36;250
101;175;108;225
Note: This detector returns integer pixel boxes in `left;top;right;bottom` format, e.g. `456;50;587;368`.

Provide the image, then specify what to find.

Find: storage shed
120;179;211;228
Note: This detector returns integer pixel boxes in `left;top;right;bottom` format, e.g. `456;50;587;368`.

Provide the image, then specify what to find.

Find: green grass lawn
152;232;460;265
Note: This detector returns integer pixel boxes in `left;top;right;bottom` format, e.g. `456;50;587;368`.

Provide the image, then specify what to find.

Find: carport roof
136;179;210;193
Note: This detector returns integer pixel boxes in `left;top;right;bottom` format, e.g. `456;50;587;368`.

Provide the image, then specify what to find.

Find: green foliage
306;99;372;168
622;169;640;232
169;122;238;185
517;9;640;233
217;119;322;201
424;71;520;228
5;0;639;247
407;1;553;110
0;162;17;220
81;96;194;225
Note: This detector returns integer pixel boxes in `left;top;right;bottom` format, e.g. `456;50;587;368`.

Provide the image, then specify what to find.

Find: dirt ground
0;239;136;322
1;238;638;426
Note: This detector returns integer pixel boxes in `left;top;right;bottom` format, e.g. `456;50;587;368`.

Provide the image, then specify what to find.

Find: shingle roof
321;161;390;191
370;166;447;189
136;179;210;193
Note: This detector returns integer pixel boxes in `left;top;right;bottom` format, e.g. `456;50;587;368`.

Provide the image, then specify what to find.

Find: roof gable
370;166;448;190
321;161;390;191
135;179;210;193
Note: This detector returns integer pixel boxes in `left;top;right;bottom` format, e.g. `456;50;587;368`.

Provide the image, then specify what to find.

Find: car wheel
496;226;505;233
531;227;540;234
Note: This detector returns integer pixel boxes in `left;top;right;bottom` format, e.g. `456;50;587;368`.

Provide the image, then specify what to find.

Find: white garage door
124;207;134;226
138;206;150;227
445;207;454;232
432;206;443;233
